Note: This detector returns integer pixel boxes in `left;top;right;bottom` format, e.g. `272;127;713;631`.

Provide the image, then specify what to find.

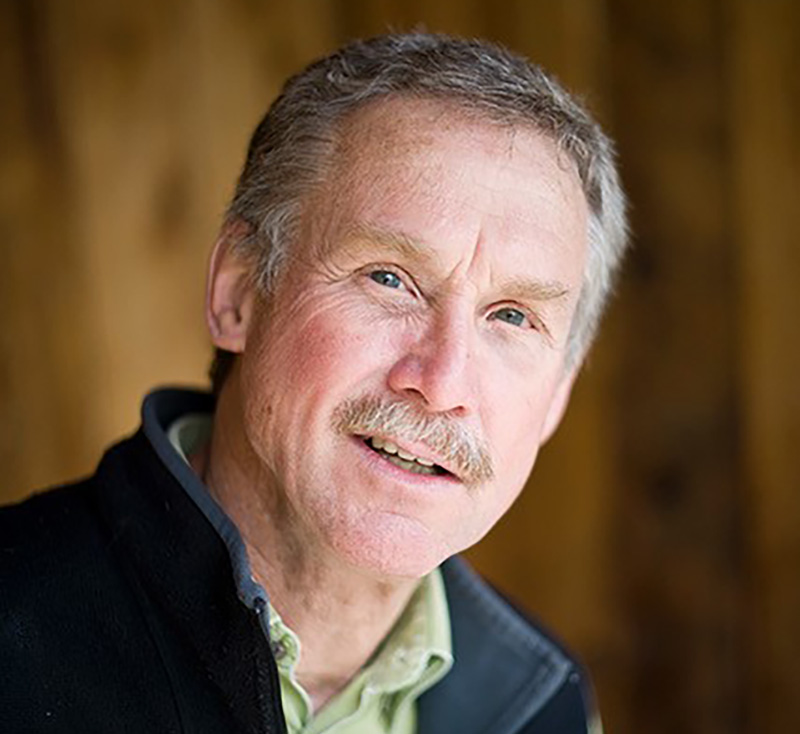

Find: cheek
281;286;397;361
290;314;390;386
482;372;561;475
245;298;394;431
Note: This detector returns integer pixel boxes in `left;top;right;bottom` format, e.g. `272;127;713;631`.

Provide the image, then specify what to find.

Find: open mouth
363;436;451;478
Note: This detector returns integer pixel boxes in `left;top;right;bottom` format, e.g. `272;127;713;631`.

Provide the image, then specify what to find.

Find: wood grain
1;2;797;732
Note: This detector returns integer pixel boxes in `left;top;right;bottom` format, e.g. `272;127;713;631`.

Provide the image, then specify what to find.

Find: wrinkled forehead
333;96;480;165
331;95;572;176
307;96;586;235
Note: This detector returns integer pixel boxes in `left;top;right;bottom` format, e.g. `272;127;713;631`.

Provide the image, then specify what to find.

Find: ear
540;364;580;445
206;220;257;353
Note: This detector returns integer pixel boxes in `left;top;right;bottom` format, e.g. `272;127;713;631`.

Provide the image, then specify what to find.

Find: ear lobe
206;221;256;353
540;365;579;445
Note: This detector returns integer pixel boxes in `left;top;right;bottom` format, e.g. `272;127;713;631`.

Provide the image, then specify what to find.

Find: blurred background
1;1;797;732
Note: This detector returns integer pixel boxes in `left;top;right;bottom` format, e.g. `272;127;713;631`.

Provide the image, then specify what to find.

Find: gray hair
220;32;628;386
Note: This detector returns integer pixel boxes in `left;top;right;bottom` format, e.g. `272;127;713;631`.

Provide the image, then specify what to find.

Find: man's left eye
490;307;529;328
368;270;403;289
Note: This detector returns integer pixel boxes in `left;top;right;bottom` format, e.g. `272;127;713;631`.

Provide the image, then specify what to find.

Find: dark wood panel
605;1;750;732
731;2;800;732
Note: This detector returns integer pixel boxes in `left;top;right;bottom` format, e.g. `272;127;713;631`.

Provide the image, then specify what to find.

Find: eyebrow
494;277;571;304
344;222;441;266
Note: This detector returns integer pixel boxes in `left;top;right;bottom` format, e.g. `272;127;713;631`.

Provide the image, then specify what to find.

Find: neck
191;387;419;711
247;541;417;710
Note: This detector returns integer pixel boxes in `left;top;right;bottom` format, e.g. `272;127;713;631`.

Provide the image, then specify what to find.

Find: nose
386;307;478;415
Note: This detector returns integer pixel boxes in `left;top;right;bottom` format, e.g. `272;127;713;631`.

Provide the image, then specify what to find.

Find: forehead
302;97;588;286
328;96;582;191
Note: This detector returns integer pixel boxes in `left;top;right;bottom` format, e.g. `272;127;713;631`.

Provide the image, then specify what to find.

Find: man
1;33;628;734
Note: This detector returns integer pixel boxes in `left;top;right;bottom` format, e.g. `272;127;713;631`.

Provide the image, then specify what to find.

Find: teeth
384;454;437;476
368;437;437;470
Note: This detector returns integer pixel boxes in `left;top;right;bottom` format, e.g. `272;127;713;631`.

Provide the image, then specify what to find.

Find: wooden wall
1;1;797;732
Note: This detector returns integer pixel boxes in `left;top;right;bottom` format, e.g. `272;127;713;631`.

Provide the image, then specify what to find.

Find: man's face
234;99;588;579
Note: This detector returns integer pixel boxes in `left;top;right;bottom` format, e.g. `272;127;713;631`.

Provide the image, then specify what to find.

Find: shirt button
271;640;287;660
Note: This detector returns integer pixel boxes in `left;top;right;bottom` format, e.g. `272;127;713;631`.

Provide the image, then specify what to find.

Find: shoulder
0;456;186;730
420;557;596;734
0;478;105;586
0;476;129;651
0;432;172;631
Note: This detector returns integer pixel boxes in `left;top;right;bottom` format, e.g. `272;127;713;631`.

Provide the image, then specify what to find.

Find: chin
325;511;454;581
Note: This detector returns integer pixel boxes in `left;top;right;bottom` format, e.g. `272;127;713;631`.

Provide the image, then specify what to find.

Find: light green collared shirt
168;413;453;733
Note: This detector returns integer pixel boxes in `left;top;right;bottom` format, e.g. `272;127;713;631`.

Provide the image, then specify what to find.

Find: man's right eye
368;270;403;289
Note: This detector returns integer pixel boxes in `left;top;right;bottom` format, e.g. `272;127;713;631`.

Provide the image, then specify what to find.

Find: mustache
331;394;494;486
